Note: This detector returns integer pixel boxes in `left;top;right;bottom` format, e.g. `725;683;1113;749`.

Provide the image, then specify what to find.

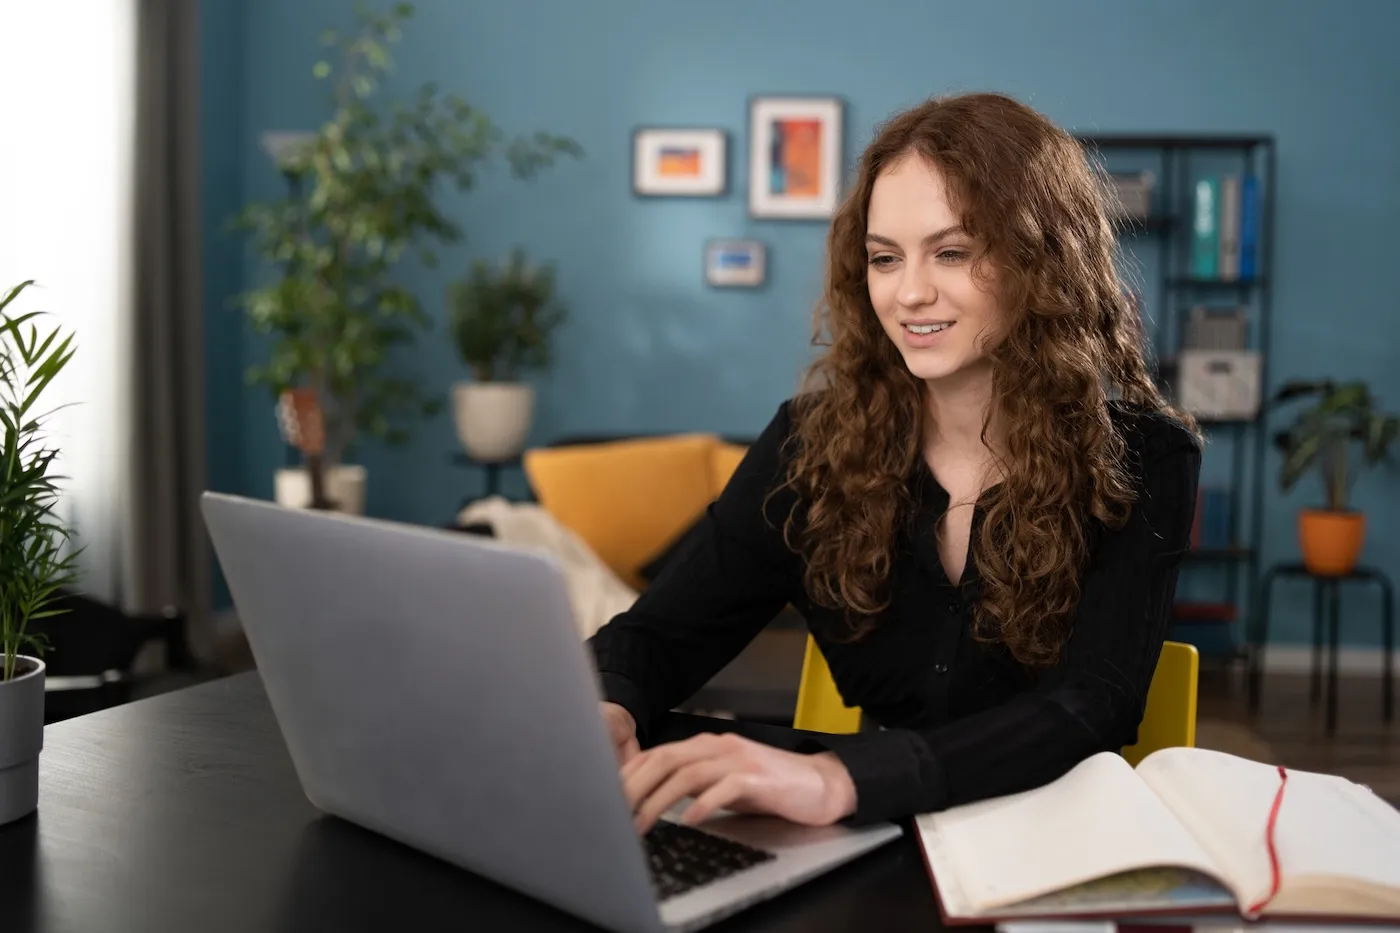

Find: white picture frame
632;127;728;197
747;95;844;219
705;239;766;288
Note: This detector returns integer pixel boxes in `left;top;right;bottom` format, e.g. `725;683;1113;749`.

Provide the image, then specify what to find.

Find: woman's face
865;154;1006;388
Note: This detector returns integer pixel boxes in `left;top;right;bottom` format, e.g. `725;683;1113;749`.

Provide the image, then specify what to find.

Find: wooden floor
1195;667;1399;803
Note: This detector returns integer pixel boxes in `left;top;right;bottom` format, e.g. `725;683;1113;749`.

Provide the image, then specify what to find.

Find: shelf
1112;215;1173;235
1077;133;1273;151
1167;277;1266;289
1184;547;1254;562
1078;129;1274;625
1175;600;1238;622
1197;417;1258;429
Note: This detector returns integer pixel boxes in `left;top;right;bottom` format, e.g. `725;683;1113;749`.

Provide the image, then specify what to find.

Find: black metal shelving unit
1076;132;1278;663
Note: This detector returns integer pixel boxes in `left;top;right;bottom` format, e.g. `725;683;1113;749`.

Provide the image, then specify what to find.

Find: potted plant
1274;379;1399;575
447;247;567;462
0;280;80;826
233;1;580;512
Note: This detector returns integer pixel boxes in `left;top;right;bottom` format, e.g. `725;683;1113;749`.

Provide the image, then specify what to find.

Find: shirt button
947;600;959;613
934;663;948;674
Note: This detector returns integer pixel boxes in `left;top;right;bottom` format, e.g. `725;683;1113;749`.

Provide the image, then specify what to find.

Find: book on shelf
1173;601;1236;623
1190;487;1233;550
1190;173;1260;282
916;746;1400;926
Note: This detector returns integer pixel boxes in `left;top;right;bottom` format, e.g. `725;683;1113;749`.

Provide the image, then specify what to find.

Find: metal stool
1249;562;1394;734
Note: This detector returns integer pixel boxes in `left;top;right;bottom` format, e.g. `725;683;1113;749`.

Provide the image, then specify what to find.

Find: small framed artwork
705;239;766;288
748;95;844;219
632;127;728;197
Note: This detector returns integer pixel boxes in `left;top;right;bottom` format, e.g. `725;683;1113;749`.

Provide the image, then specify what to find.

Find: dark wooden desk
1;673;982;933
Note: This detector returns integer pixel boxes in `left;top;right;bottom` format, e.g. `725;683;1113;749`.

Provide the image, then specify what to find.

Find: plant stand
450;451;528;512
1248;562;1394;735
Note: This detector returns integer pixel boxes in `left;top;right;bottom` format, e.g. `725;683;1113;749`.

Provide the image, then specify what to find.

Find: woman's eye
867;255;897;268
937;248;968;262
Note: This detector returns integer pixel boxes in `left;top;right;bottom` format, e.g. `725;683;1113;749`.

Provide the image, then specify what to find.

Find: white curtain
0;1;138;605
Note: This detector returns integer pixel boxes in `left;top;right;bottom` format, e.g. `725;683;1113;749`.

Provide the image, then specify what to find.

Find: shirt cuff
797;728;948;825
597;671;655;747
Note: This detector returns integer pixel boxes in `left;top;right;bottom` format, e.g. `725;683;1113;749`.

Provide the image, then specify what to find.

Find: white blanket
455;496;639;639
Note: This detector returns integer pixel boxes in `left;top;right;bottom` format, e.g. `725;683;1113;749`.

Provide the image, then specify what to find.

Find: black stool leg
1327;581;1341;736
1311;581;1325;705
1381;574;1394;723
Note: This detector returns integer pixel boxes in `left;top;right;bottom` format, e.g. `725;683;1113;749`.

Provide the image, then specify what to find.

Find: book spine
1191;488;1204;549
1239;174;1259;280
1192;177;1220;279
1218;175;1240;281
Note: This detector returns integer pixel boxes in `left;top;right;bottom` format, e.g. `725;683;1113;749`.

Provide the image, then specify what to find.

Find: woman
589;91;1202;834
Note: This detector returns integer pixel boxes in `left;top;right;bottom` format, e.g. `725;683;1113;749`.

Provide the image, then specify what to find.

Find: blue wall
199;0;247;610
202;0;1400;644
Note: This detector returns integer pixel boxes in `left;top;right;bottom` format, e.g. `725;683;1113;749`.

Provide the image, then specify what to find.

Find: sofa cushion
635;441;751;585
523;433;720;590
710;441;749;496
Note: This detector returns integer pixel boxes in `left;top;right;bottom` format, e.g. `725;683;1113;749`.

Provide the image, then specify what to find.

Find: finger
620;746;652;782
680;772;750;827
621;735;726;807
618;736;641;767
634;759;729;835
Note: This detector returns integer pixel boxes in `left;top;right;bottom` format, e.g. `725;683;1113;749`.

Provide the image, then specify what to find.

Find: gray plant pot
0;655;44;826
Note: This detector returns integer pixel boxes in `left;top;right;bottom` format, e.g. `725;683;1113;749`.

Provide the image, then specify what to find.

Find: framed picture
632;127;728;197
748;95;844;219
705;239;766;288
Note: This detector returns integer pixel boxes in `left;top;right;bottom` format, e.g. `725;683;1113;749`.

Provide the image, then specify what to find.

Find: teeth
906;323;951;335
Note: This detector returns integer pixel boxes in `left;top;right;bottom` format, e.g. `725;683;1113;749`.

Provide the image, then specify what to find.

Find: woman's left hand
621;732;858;834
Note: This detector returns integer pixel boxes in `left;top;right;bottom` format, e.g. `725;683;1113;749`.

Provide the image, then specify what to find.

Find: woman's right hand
602;702;641;766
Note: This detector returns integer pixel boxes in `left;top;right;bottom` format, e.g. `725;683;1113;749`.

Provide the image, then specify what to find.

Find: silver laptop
200;492;901;933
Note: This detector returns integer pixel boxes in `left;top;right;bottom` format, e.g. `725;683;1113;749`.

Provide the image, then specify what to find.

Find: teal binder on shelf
1191;176;1220;278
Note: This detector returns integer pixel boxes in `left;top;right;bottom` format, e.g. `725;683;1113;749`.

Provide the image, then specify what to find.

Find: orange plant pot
1298;509;1366;576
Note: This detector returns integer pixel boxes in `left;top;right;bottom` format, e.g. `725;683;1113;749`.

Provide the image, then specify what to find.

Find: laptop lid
200;492;666;933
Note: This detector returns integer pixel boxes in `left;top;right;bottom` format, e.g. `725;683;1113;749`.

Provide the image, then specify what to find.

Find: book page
1137;746;1400;916
917;751;1224;915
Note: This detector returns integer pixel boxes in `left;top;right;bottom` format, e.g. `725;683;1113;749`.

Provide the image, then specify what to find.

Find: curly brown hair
778;91;1194;668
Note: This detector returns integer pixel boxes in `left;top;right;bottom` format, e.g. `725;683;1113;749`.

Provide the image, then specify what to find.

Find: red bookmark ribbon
1244;764;1288;918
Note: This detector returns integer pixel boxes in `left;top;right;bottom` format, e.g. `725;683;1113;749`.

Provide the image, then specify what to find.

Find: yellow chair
793;635;1199;765
1122;640;1199;766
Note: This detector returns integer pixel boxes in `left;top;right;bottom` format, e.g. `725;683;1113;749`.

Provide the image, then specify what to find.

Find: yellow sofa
523;433;748;591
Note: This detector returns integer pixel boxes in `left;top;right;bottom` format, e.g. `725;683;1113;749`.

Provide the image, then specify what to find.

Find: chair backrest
792;636;1199;765
792;636;862;735
1121;640;1198;766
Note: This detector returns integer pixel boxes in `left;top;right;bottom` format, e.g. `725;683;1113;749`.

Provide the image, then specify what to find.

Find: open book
916;746;1400;925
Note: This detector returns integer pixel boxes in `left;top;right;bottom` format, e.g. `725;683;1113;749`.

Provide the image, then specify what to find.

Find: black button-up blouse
587;397;1202;825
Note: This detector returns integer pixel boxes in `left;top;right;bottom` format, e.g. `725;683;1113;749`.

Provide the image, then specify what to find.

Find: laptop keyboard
643;821;777;900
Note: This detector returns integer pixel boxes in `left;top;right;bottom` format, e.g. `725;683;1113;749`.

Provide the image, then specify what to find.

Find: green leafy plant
0;281;80;682
1273;379;1399;511
232;1;580;499
448;248;567;382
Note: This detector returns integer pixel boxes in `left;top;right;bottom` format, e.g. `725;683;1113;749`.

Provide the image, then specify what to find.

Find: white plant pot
453;382;534;462
274;464;367;515
0;655;45;826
